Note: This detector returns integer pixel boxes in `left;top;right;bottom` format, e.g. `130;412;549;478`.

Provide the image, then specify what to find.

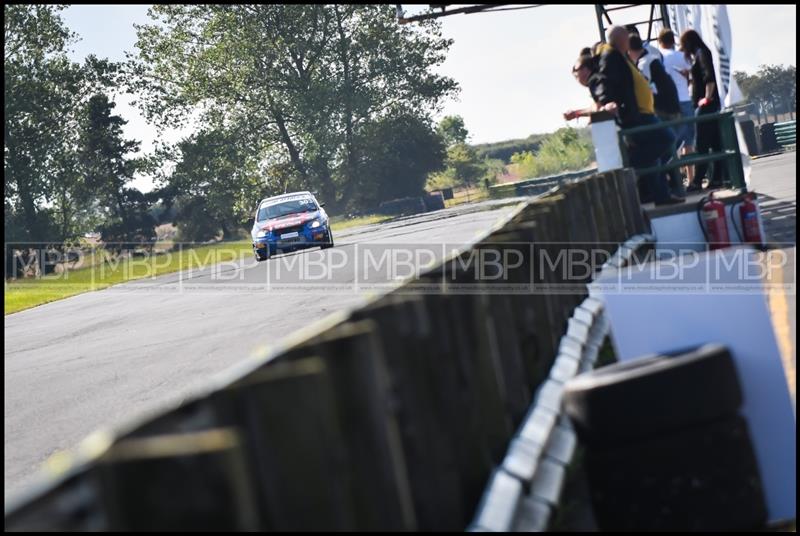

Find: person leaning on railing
564;27;684;206
680;29;723;193
628;33;686;197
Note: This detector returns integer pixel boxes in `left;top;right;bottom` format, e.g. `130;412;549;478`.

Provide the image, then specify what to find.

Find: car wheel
321;229;334;249
253;244;269;262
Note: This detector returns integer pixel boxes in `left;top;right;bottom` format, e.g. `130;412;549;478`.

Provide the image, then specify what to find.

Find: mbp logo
361;245;440;282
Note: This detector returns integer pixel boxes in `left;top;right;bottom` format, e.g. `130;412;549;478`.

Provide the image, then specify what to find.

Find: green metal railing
618;110;747;192
774;120;796;149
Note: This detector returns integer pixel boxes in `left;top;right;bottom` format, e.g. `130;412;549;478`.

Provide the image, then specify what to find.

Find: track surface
4;199;522;497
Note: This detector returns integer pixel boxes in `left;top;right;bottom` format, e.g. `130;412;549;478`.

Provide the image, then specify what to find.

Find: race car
251;191;334;261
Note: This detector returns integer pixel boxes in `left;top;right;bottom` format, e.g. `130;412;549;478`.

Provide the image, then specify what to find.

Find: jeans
676;101;697;149
626;114;676;204
657;111;687;196
693;101;723;187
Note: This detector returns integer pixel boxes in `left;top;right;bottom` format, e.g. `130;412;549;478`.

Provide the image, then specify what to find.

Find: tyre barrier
758;123;779;154
378;196;427;216
6;168;651;531
423;191;446;211
563;341;767;531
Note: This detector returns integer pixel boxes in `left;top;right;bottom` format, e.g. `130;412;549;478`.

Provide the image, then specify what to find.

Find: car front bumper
254;224;330;252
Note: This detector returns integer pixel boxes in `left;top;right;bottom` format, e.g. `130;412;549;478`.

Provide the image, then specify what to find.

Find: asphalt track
4;198;523;497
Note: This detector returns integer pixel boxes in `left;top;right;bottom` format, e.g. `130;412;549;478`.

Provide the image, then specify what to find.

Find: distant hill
473;134;547;163
473;127;590;163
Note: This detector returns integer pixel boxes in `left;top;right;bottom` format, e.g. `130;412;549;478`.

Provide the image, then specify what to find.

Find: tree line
734;64;796;123
5;4;593;263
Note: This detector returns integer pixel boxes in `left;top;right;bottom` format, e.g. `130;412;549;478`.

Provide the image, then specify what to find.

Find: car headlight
256;230;268;238
310;220;322;229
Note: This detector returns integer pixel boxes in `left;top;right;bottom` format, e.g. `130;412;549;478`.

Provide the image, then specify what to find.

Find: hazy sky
61;4;797;191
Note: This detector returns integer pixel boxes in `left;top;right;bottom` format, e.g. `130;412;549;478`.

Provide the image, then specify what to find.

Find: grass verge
329;214;393;231
5;241;252;315
5;214;397;315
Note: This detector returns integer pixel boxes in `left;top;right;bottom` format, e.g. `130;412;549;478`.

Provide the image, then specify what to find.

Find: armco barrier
774;120;796;149
5;168;648;531
469;233;656;532
489;168;598;200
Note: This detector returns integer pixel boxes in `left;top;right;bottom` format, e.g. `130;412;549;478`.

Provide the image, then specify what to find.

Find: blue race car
251;191;334;261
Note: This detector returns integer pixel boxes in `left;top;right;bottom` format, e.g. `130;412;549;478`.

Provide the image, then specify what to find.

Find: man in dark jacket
628;34;684;196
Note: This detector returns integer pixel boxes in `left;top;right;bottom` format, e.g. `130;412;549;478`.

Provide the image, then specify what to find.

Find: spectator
628;34;679;118
680;29;723;191
607;25;683;204
658;28;696;186
629;33;684;196
564;43;683;205
625;24;663;62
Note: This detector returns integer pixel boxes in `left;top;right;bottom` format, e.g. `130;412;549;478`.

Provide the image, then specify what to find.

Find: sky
60;4;797;191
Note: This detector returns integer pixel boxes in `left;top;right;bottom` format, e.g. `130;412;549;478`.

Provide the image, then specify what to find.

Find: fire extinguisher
731;193;763;245
697;192;730;250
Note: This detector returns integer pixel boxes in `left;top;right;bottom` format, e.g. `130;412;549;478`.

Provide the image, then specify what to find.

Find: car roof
258;191;316;205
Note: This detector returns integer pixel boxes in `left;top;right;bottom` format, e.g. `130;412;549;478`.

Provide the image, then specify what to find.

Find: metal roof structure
395;4;673;43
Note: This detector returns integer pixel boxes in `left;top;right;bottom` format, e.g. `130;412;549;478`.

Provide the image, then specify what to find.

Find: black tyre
586;415;767;531
321;228;334;249
253;244;269;262
563;344;741;449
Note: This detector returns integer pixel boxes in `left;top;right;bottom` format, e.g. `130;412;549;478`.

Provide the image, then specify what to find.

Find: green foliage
78;93;154;246
473;134;548;163
167;128;265;241
481;158;506;186
735;64;796;121
98;188;157;250
353;113;446;208
446;143;484;186
5;5;81;244
5;4;135;258
129;5;458;213
437;115;469;146
509;127;593;179
427;141;484;190
173;197;223;243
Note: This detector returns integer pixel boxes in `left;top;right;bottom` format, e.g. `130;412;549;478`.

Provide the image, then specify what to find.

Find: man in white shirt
658;28;695;184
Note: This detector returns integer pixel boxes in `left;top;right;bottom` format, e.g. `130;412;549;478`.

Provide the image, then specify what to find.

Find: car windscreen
257;197;317;222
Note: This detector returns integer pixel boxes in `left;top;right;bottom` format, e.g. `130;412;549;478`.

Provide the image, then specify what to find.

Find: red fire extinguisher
699;192;730;250
738;193;762;245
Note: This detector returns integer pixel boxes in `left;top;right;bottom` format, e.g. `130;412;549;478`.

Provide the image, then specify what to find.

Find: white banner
666;4;751;187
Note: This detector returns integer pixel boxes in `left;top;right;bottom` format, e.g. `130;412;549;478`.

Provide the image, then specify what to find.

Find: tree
5;5;118;248
735;64;796;122
437;115;469;146
5;5;76;244
78;93;154;247
429;116;513;190
481;158;506;186
128;5;458;213
167;128;264;241
509;128;593;179
445;143;484;187
354;113;446;207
